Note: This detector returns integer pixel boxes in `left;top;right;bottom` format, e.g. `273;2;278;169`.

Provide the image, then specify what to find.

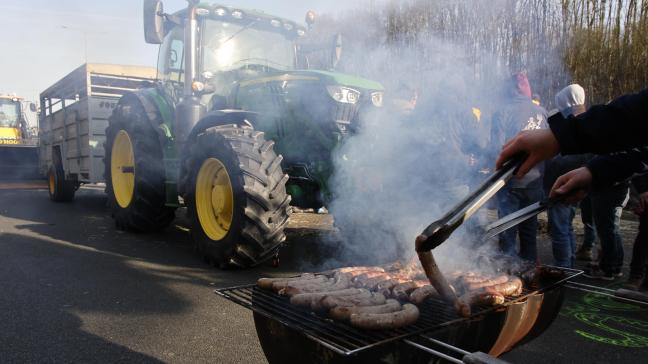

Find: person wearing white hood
543;84;629;278
543;84;591;268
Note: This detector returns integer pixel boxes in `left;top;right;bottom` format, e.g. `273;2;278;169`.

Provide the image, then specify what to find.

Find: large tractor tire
185;124;291;268
47;159;76;202
104;96;175;231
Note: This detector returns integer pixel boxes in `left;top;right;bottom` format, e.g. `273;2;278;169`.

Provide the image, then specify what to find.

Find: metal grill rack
215;266;582;356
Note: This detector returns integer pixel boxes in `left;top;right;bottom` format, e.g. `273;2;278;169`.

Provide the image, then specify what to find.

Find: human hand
549;167;592;204
634;191;648;215
496;129;560;177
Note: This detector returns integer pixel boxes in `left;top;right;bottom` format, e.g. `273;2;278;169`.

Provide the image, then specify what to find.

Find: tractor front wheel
185;124;291;268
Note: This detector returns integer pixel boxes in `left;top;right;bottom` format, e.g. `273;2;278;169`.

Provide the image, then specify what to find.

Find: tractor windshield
0;99;20;128
202;19;295;73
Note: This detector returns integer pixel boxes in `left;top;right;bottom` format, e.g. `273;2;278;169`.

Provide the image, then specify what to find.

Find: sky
0;0;381;104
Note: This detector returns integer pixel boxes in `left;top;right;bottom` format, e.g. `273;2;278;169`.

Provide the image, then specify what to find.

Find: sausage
464;275;509;291
484;277;523;296
320;266;385;277
416;249;458;304
279;279;336;296
329;299;402;321
310;290;374;311
349;303;420;330
336;266;385;273
359;275;389;289
290;288;365;307
320;292;386;310
409;285;439;305
391;280;428;300
539;266;566;279
280;273;352;296
459;275;487;284
353;271;389;286
256;273;317;290
455;292;505;317
271;275;329;291
375;278;409;297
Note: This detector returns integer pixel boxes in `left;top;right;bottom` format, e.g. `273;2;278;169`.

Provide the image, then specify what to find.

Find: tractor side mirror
331;33;342;69
29;102;37;113
144;0;166;44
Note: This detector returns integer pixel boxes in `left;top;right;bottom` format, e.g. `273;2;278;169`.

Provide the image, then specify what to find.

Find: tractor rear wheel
185;124;291;268
47;160;76;202
104;96;175;231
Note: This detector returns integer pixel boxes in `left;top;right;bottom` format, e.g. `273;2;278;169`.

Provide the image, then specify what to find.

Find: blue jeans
548;203;576;267
580;196;597;249
497;187;544;262
591;185;629;274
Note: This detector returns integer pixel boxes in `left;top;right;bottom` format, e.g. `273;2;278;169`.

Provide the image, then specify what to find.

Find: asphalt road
1;185;647;363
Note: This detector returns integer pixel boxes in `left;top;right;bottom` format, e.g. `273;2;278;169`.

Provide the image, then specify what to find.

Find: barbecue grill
216;265;582;364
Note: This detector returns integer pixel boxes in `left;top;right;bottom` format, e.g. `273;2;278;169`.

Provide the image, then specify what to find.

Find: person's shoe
583;267;616;281
623;277;643;290
575;247;593;261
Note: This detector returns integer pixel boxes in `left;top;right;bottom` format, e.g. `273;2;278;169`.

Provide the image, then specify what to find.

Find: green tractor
104;0;384;268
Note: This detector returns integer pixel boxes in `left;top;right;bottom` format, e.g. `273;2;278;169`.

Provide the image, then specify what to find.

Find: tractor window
0;99;19;128
158;27;185;83
202;19;295;73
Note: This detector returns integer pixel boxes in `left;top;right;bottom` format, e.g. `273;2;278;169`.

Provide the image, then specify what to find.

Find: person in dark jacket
625;174;648;290
544;84;591;268
491;72;548;261
495;88;648;200
576;196;597;261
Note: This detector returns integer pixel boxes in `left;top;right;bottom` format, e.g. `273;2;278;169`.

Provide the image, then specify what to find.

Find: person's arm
549;88;648;155
586;148;648;190
549;147;648;202
632;173;648;194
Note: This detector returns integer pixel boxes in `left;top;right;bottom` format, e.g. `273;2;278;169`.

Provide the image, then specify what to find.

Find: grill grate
215;266;582;356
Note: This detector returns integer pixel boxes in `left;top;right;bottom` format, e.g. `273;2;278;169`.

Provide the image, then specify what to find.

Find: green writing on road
561;292;648;348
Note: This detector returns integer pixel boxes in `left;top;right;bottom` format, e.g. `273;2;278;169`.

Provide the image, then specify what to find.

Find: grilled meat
329;299;402;321
349;303;420;330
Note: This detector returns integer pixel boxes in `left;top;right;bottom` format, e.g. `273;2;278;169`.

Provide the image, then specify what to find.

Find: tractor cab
0;96;24;144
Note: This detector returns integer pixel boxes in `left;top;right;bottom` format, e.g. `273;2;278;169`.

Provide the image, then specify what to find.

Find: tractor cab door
157;26;185;103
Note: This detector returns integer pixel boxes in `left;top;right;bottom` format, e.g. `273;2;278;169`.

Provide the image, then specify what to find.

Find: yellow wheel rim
48;170;55;195
111;130;135;208
196;158;234;241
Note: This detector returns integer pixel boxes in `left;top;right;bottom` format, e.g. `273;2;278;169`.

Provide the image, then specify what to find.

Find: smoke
311;0;565;272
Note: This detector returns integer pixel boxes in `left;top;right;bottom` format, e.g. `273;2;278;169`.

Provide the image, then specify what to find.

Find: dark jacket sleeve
548;88;648;155
543;154;593;191
586;147;648;190
632;173;648;194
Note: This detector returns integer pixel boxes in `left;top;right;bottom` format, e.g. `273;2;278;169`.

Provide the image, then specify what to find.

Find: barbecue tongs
414;155;524;305
415;155;525;252
481;198;558;241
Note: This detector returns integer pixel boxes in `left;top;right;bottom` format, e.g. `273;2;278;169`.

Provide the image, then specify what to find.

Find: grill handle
565;281;648;306
404;337;511;364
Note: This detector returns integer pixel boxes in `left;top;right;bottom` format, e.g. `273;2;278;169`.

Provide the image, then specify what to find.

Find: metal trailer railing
38;63;157;183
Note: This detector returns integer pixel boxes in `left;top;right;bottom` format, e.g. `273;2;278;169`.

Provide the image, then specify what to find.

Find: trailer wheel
104;96;175;231
47;162;76;202
185;124;291;268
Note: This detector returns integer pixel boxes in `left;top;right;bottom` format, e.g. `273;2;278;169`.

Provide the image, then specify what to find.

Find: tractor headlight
326;86;360;104
214;7;227;17
371;91;383;107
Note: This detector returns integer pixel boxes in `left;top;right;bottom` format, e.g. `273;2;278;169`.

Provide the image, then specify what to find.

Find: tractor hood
238;70;383;92
298;70;384;91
